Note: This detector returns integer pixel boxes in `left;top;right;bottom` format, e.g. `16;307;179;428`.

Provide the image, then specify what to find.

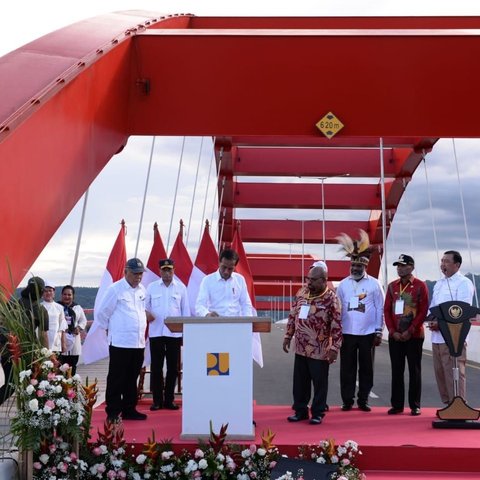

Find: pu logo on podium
207;352;230;376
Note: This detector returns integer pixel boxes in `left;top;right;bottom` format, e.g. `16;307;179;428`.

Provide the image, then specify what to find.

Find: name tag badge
395;299;405;315
299;305;310;319
349;296;359;309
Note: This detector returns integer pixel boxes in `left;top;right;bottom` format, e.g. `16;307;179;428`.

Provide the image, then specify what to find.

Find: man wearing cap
427;250;474;404
336;254;384;412
384;255;429;416
196;248;253;318
41;281;67;354
145;258;190;411
96;258;148;421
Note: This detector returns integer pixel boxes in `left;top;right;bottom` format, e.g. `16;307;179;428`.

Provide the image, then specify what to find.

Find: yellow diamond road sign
316;112;344;139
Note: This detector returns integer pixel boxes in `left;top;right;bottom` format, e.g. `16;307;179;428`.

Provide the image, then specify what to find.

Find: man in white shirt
336;255;384;412
96;258;148;422
146;258;190;411
427;250;475;404
196;249;253;318
41;281;67;354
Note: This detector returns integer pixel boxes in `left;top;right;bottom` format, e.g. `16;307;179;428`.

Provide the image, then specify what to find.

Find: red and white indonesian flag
142;222;166;288
232;225;264;368
188;221;218;313
82;220;127;364
169;221;193;288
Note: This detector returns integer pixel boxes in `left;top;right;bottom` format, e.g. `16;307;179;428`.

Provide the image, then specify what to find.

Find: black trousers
59;354;80;375
340;333;375;405
292;354;330;417
150;336;181;406
105;345;144;417
388;337;423;410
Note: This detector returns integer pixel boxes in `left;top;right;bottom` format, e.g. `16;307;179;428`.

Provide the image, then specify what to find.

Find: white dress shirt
145;278;190;338
195;271;253;317
41;301;67;352
336;273;385;335
429;271;475;344
95;278;147;348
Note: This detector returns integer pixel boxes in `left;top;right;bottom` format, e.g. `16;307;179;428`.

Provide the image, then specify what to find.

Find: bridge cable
186;137;204;248
70;188;89;285
135;136;155;257
452;139;479;307
167;137;186;252
199;140;216;246
402;179;419;278
422;151;440;267
379;138;388;291
212;148;223;246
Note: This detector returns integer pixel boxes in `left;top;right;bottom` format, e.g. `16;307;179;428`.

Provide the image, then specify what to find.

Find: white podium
165;316;271;440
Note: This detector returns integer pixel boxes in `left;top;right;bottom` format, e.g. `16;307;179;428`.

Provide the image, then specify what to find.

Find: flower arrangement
10;353;86;451
298;439;365;480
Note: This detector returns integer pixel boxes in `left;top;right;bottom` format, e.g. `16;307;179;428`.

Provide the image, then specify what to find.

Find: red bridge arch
2;12;480;292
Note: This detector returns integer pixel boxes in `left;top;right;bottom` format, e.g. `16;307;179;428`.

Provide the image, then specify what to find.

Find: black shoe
358;402;371;412
164;403;180;410
341;404;353;411
411;408;421;416
122;410;147;420
387;407;404;415
149;404;162;411
287;413;308;422
309;416;322;425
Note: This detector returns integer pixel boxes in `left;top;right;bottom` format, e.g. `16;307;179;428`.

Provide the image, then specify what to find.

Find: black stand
430;301;480;429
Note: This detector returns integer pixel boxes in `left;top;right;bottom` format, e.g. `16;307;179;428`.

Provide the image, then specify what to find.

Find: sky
2;0;480;290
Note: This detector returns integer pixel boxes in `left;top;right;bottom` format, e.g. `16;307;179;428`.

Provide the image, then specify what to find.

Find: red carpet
91;400;480;475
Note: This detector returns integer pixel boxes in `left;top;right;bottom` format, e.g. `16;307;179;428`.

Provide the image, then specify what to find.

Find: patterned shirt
384;276;429;338
285;286;342;360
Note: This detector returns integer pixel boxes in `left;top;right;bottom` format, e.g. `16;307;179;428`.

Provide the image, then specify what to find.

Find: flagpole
70;188;89;285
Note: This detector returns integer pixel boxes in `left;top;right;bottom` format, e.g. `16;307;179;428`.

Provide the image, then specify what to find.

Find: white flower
162;451;174;460
136;454;147;465
316;457;326;464
42;360;54;369
257;448;266;457
19;369;32;381
29;399;39;412
73;373;81;382
241;449;251;458
54;385;63;394
161;464;174;472
39;380;50;390
331;455;339;464
40;347;52;356
195;449;204;458
39;454;49;464
216;453;225;462
132;474;141;480
25;384;35;395
237;474;249;480
184;459;198;474
99;445;108;454
198;459;208;469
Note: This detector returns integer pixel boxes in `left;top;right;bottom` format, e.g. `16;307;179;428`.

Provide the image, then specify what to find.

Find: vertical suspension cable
216;177;226;246
167;137;186;252
218;207;226;248
70;188;89;285
301;219;305;285
135;136;155;257
186;137;204;248
379;138;388;290
212;147;223;245
199;141;215;245
423;151;440;267
402;180;419;277
452;139;479;307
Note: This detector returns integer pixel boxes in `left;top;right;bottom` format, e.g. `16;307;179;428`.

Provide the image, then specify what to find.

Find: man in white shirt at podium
195;249;253;318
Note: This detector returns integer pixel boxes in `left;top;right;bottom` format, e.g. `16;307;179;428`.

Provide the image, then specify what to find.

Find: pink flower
30;379;38;386
36;390;45;397
107;470;117;479
118;470;127;478
93;447;102;456
45;399;55;410
194;470;202;478
47;372;56;381
250;472;257;478
194;449;204;458
97;464;106;473
269;461;277;469
67;389;76;399
58;462;68;473
249;444;257;454
49;444;56;454
70;452;78;461
33;462;42;470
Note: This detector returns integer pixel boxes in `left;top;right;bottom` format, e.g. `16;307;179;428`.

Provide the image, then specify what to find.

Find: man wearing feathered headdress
335;230;385;412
